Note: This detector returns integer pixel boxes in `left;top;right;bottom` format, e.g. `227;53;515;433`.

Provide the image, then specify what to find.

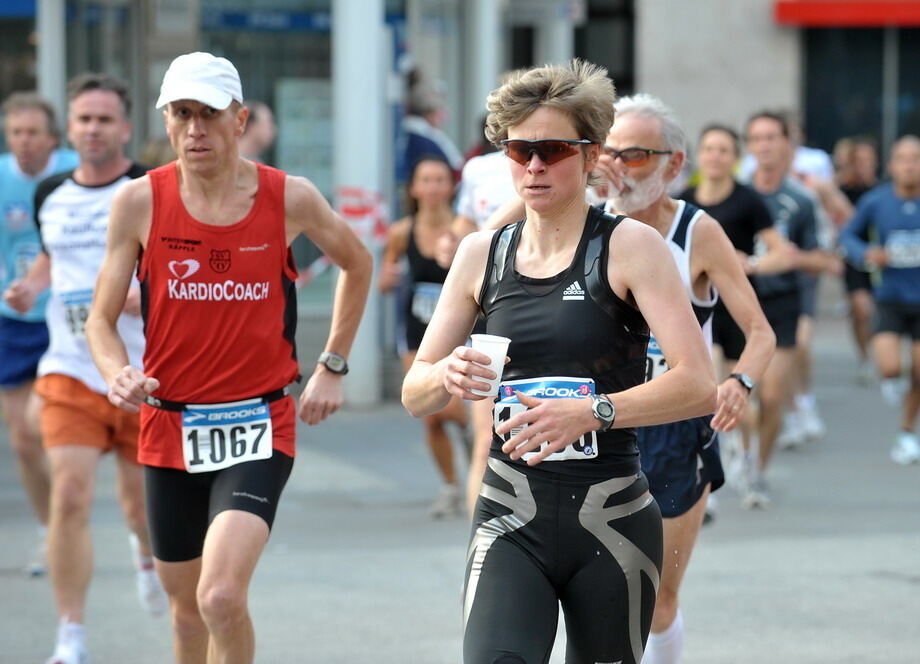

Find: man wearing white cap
86;52;373;664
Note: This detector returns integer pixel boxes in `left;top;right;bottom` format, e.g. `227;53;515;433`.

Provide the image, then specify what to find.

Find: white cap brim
156;83;234;110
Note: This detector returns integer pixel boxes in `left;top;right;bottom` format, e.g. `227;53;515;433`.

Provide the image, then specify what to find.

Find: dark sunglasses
603;146;673;166
500;139;594;165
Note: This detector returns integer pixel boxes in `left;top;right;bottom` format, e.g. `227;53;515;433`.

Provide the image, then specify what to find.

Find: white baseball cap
156;52;243;110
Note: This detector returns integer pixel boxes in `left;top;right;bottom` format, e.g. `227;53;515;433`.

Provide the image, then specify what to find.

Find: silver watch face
596;400;614;419
322;353;346;373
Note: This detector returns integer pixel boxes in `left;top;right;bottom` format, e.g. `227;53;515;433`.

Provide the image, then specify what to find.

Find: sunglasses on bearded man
500;138;595;166
602;146;674;167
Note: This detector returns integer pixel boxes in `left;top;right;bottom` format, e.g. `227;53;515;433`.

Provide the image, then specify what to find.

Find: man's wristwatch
729;373;754;392
590;394;616;432
318;351;349;375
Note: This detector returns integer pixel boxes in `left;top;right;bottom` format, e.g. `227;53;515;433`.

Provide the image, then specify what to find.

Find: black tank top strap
478;219;522;313
584;207;649;333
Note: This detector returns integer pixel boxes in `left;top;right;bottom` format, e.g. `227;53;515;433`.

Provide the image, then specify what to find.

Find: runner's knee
171;601;206;640
197;582;247;627
51;473;92;520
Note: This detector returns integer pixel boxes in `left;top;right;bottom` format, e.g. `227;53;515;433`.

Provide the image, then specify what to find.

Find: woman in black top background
380;156;469;519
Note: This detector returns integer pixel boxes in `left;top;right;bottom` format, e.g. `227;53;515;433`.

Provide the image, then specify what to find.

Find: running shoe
429;483;464;519
130;534;168;616
46;642;87;664
890;432;920;466
741;474;770;510
24;527;47;577
47;622;87;664
798;402;826;441
724;451;750;493
776;411;806;450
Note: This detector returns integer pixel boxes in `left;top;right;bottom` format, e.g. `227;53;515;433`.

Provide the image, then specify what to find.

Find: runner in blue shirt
0;92;78;576
840;135;920;464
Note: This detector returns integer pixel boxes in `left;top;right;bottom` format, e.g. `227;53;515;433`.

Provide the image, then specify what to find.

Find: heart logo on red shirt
168;259;200;279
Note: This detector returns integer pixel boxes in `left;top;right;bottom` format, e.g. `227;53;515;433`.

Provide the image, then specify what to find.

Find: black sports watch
590;395;616;432
318;351;349;375
729;373;754;392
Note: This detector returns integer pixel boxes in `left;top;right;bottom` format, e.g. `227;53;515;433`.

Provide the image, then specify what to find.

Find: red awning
775;1;920;26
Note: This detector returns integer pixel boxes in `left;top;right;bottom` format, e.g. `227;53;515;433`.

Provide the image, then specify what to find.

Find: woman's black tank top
478;206;650;478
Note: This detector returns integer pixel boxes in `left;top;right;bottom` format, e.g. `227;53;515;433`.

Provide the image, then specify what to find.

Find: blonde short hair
484;59;616;147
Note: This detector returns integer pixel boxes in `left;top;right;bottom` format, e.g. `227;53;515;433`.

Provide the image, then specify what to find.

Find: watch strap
729;373;753;392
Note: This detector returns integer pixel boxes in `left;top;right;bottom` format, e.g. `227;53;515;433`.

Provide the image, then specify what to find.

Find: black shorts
145;452;293;562
759;292;801;349
843;263;873;294
712;299;745;361
799;276;818;318
637;415;723;519
874;301;920;340
464;459;662;664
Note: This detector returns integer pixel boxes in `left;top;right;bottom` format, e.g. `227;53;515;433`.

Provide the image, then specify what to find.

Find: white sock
643;610;684;664
795;393;815;411
57;620;85;648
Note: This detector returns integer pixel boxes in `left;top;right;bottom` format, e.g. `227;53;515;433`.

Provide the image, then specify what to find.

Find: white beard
611;161;669;214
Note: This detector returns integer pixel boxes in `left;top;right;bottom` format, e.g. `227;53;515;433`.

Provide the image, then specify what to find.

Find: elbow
401;388;426;419
400;377;424;419
764;325;777;357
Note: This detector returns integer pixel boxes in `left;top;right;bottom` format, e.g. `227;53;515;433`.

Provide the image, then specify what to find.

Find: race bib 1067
493;376;598;462
181;398;273;473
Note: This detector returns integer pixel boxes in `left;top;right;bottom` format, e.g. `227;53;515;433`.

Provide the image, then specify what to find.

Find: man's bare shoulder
283;174;323;211
691;213;736;261
691;212;729;243
112;174;153;210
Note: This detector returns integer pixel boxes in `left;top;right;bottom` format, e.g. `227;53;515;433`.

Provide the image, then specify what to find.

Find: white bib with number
645;335;669;382
493;376;598;462
886;230;920;268
411;282;442;324
181;398;273;473
60;288;93;339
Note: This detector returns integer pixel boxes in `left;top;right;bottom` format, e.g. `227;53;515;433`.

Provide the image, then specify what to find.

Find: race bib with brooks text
181;398;273;473
493;376;599;462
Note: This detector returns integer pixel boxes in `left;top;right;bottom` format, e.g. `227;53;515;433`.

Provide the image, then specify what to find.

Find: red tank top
137;162;299;468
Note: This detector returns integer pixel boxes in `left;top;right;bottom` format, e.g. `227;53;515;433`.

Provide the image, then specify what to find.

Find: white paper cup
469;334;511;397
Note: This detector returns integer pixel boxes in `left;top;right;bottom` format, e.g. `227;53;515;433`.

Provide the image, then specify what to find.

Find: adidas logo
562;280;585;301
